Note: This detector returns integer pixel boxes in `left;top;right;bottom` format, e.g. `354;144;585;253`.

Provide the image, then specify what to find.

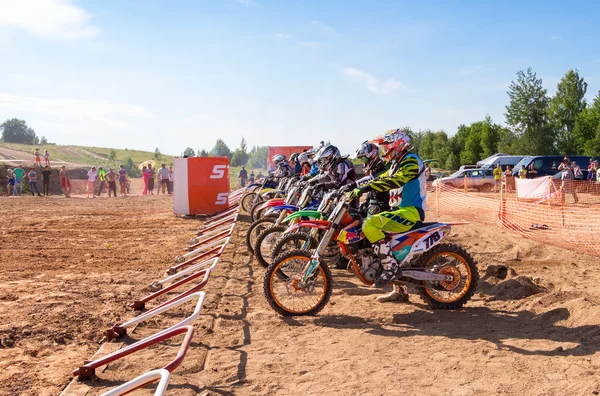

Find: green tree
1;118;37;144
505;68;554;155
248;146;268;168
40;136;48;145
182;147;195;157
197;149;209;157
210;139;232;158
123;156;141;177
109;149;117;161
154;147;162;160
418;130;436;160
548;69;588;154
445;152;459;170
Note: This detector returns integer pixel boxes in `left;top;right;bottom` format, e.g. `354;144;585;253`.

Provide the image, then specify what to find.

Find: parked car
480;155;524;170
432;168;495;191
512;155;591;177
459;165;478;171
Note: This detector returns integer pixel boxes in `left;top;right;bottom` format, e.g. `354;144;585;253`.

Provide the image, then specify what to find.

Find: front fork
301;227;336;283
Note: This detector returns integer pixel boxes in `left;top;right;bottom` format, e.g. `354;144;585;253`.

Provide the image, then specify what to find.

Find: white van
480;155;524;170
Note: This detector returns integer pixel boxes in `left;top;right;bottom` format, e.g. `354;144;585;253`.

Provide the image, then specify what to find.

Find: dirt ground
1;197;599;395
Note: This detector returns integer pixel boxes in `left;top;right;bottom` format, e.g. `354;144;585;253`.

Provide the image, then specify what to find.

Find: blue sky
0;0;599;156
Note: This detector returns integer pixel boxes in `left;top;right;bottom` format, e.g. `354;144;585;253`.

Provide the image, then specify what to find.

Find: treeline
183;138;269;168
409;68;600;169
0;118;50;145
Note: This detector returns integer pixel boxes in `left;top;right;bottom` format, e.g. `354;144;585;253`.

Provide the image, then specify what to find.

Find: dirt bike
241;176;285;213
263;193;478;316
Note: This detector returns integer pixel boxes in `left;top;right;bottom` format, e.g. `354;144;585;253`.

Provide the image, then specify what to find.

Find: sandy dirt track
1;197;599;395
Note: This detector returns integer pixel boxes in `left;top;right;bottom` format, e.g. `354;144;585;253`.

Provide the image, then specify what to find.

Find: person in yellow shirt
493;163;502;192
519;165;527;179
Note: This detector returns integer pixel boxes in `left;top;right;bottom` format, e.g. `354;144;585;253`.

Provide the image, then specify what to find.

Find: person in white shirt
157;163;170;195
87;167;97;198
168;166;174;194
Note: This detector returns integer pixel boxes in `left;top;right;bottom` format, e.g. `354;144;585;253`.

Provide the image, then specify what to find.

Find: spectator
118;165;128;197
239;165;248;188
573;162;583;180
504;166;514;193
41;166;51;196
27;168;42;196
13;165;25;196
558;158;578;203
519;165;527;179
87;167;97;198
157;163;169;194
527;163;538;178
588;159;596;183
493;163;502;193
97;166;106;196
105;167;119;198
34;148;41;166
142;165;149;195
425;164;432;181
257;171;264;181
596;161;600;184
168;166;174;194
6;169;15;196
59;166;71;198
44;149;50;166
147;164;156;195
249;171;255;184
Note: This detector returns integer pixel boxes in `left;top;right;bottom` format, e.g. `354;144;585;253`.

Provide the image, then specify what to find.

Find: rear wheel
416;243;478;310
254;225;287;268
264;249;333;317
245;216;276;253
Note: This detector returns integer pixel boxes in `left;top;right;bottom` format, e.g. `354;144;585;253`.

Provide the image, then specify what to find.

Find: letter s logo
210;165;228;179
215;192;228;205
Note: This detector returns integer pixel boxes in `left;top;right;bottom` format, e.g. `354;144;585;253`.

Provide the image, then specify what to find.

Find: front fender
257;198;285;212
261;189;283;198
283;210;322;223
265;205;298;216
283;219;331;235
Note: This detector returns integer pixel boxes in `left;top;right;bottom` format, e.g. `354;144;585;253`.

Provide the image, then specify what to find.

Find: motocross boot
376;283;409;303
372;239;403;287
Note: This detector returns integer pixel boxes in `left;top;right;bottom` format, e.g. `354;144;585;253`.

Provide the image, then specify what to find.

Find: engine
357;249;382;282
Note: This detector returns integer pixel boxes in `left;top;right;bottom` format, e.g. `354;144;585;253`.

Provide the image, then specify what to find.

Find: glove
340;182;357;193
346;188;362;200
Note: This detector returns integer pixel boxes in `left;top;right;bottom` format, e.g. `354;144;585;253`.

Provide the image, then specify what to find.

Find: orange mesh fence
431;179;600;257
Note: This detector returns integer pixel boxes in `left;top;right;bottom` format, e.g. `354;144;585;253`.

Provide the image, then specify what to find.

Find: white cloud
343;67;405;96
0;93;153;129
311;20;338;35
297;41;321;48
0;0;99;40
236;0;257;6
274;33;291;40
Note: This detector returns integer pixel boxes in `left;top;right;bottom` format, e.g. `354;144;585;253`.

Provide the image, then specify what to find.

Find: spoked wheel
271;232;318;261
245;216;276;253
254;225;286;268
250;200;268;222
416;243;478;310
264;250;333;317
242;192;260;213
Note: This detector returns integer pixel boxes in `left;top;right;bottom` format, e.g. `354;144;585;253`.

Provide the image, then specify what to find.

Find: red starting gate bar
167;238;228;275
73;325;195;380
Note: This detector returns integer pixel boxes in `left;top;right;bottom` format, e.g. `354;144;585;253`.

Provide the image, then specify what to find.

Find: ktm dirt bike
263;193;478;316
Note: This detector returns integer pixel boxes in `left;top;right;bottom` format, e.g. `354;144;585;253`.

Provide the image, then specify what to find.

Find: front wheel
416;243;478;310
263;250;333;317
245;216;276;253
241;192;258;213
254;225;287;268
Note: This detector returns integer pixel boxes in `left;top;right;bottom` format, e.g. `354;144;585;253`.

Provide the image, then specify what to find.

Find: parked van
512;155;591;177
476;153;507;168
480;155;524;170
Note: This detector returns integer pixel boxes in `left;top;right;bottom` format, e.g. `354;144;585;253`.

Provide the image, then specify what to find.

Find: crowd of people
5;161;174;198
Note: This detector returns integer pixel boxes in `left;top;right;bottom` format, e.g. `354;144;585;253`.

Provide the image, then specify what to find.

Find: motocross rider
347;129;427;302
351;141;391;215
308;144;356;192
271;154;294;179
